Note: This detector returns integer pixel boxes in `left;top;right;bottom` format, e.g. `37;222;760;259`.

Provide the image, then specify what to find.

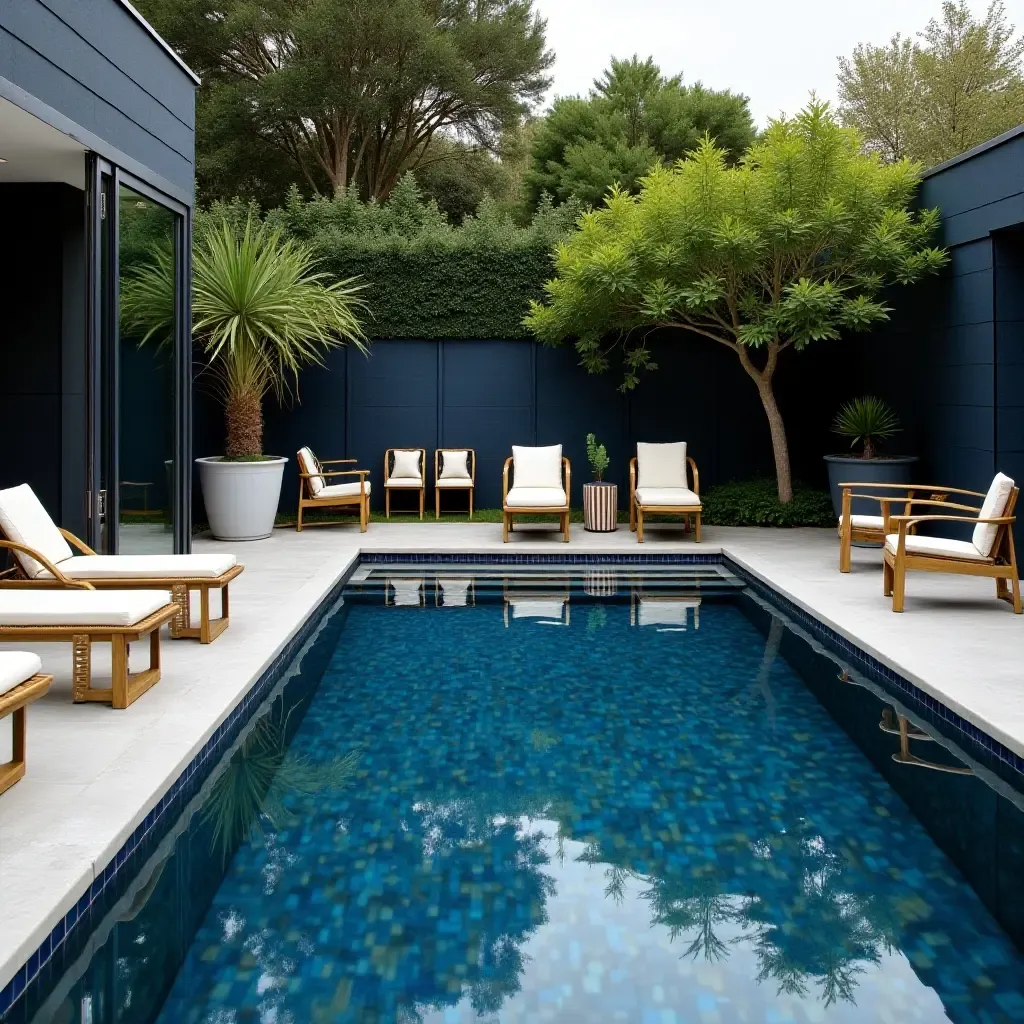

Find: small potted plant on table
824;396;917;519
583;433;617;532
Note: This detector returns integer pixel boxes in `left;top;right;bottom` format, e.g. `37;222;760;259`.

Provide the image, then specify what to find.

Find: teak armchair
881;473;1020;613
434;448;476;519
0;483;240;644
384;449;427;519
502;446;571;543
629;443;701;543
0;653;52;796
296;447;370;533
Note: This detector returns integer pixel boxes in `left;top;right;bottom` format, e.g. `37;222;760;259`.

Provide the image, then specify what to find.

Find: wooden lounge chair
0;652;52;796
502;445;571;543
0;589;179;707
882;472;1020;613
0;484;241;643
836;482;984;572
384;448;427;519
434;448;476;519
629;443;701;543
296;447;370;533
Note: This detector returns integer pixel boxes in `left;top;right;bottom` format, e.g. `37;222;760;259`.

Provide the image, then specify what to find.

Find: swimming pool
19;564;1024;1023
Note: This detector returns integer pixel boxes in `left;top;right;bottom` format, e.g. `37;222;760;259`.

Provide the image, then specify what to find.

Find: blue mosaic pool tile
362;551;722;566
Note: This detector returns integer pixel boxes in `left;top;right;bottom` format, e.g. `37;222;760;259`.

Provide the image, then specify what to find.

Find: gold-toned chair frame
434;448;476;519
297;452;370;534
501;456;571;543
837;482;986;573
628;456;701;543
0;532;241;645
0;671;52;795
384;448;427;520
881;486;1020;613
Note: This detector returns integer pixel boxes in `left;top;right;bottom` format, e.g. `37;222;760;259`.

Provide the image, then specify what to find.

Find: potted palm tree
124;216;367;540
823;396;917;518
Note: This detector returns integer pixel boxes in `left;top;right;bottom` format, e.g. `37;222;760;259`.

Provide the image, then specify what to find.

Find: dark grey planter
824;454;919;521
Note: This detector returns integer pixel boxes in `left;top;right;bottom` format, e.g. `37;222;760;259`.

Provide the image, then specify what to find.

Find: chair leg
469;489;474;520
419;488;424;520
629;499;636;532
386;490;391;519
502;511;510;543
297;502;303;533
0;706;27;796
562;511;570;542
111;635;129;710
892;557;906;613
637;508;644;544
694;513;701;543
839;524;851;573
883;558;893;597
199;587;212;644
360;494;368;532
435;488;440;519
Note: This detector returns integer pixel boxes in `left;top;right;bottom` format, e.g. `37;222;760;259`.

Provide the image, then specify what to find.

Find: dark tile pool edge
360;551;723;565
0;561;359;1021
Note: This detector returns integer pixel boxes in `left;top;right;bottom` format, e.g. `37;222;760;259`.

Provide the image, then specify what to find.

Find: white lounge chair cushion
973;472;1015;556
512;445;562;489
435;478;474;489
40;553;236;581
0;652;43;697
637;442;687;489
839;514;885;530
634;487;701;508
297;447;325;496
884;534;991;562
385;477;422;488
505;487;568;508
0;590;172;627
390;450;422;480
0;484;74;579
439;450;471;480
319;481;370;499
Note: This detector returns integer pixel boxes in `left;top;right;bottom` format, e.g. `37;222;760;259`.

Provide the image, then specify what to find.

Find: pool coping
2;543;1022;1018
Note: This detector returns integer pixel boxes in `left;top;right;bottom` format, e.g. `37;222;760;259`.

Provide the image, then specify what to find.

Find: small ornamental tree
524;102;948;502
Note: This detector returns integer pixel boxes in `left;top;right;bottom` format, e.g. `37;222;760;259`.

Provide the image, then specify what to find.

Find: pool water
147;570;1024;1024
22;567;1024;1024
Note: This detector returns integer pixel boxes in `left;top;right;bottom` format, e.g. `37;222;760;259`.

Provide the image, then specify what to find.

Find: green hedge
702;479;835;527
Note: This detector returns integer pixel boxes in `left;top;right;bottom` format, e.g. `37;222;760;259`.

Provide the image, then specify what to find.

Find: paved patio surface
0;521;1020;991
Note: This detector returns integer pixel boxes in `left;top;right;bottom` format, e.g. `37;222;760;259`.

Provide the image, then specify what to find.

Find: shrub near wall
201;178;580;340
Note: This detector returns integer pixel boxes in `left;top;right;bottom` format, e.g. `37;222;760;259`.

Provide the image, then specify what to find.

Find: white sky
531;0;1000;127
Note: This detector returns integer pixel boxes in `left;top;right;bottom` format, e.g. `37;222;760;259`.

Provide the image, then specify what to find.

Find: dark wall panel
994;231;1024;548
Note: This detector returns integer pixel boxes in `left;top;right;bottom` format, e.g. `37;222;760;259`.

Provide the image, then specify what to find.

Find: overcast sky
531;0;996;127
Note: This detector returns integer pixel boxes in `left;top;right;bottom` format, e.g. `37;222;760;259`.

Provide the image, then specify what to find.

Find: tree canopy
135;0;553;205
525;102;948;502
524;55;756;209
838;1;1024;165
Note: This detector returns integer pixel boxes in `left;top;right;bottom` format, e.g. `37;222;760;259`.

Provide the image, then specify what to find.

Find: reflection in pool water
143;587;1024;1024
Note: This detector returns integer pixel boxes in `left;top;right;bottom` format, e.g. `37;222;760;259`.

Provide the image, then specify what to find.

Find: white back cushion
973;472;1015;556
637;442;687;489
0;484;74;579
297;447;324;495
512;445;562;489
439;450;471;480
391;450;422;480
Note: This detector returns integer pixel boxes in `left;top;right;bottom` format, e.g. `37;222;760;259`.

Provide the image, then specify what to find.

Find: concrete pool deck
0;522;1020;993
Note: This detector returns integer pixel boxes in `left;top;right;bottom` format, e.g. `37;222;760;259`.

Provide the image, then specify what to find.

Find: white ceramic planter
196;456;287;541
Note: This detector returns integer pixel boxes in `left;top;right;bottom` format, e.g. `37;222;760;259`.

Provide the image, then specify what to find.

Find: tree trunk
757;377;793;503
225;391;263;458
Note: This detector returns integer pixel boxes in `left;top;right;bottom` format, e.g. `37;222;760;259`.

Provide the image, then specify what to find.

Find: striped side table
583;481;618;532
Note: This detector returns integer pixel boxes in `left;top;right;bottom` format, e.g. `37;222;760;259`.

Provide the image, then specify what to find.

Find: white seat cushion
318;481;371;499
884;534;991;562
439;450;471;480
839;514;885;530
435;478;474;489
0;484;74;579
42;553;236;581
505;487;567;508
0;590;172;627
512;445;562;489
637;442;687;489
973;472;1015;556
297;447;325;496
385;477;423;488
0;652;43;696
634;487;701;508
389;450;422;480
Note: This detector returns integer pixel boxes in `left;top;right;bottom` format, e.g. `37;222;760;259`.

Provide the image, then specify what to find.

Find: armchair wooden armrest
687;456;699;495
562;457;571;501
837;481;987;498
319;469;369;479
502;457;513;505
0;540;95;589
891;513;1015;531
318;459;357;465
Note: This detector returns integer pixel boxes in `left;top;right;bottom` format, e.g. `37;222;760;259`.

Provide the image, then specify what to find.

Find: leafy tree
525;103;948;503
838;1;1024;165
524;55;756;209
135;0;552;202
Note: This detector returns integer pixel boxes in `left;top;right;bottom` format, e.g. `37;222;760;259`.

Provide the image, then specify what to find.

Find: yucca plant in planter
124;215;367;540
823;396;917;520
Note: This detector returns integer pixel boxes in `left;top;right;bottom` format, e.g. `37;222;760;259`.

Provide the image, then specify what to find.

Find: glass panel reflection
118;185;176;553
